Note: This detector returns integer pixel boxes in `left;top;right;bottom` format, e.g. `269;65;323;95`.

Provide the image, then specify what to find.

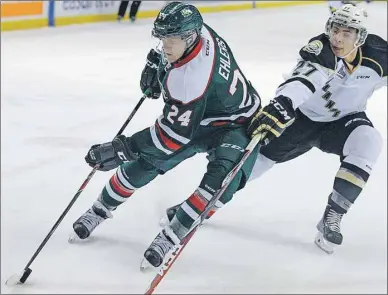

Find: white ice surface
1;2;387;294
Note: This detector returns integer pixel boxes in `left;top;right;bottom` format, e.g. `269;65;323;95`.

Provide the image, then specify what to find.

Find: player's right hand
140;49;161;99
247;95;296;145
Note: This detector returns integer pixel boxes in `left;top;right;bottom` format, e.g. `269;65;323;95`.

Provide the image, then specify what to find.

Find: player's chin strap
328;44;361;82
337;44;359;60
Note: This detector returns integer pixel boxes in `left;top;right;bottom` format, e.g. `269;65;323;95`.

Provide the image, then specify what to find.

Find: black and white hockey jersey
276;33;387;122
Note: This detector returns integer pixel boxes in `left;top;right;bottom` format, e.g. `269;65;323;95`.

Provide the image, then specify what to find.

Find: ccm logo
272;101;292;120
220;143;244;153
356;75;370;79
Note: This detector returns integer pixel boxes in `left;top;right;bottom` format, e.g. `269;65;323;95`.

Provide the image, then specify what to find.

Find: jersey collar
173;38;203;68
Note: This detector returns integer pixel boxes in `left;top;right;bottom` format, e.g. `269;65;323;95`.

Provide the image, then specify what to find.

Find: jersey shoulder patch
361;34;387;77
299;34;336;70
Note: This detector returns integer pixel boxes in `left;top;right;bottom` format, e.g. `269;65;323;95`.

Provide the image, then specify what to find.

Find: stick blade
5;274;22;286
5;268;32;286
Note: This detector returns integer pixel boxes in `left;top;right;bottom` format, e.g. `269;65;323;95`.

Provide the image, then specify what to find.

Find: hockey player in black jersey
246;4;387;254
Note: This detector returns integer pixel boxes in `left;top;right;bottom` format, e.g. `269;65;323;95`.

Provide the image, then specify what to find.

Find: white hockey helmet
325;4;369;47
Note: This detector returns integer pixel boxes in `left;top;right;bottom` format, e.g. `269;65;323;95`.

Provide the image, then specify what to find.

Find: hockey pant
248;110;382;214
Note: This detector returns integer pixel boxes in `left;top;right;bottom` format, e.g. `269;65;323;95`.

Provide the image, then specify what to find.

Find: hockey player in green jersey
71;1;261;268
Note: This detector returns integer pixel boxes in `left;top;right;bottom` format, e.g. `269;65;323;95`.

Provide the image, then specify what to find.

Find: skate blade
314;231;336;254
139;245;178;273
5;274;22;286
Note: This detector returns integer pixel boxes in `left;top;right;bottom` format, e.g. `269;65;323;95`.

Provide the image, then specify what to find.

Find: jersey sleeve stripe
199;93;261;125
278;77;316;93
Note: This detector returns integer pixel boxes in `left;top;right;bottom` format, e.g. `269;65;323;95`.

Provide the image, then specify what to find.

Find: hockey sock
329;161;369;214
99;166;137;209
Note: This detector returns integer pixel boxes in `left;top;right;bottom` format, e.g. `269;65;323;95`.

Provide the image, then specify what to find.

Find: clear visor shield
151;29;197;64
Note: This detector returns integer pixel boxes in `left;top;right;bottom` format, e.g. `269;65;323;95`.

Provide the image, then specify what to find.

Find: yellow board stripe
1;18;47;31
255;1;323;9
336;170;366;189
55;14;117;27
1;1;324;32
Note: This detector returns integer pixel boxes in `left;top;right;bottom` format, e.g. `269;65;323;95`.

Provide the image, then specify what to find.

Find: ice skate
69;201;112;242
315;204;344;254
142;227;180;269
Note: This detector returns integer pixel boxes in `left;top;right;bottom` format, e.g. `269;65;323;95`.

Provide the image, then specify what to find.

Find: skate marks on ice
201;219;387;265
1;234;156;294
202;220;321;255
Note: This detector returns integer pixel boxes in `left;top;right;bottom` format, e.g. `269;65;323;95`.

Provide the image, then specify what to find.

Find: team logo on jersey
336;65;347;79
302;40;323;56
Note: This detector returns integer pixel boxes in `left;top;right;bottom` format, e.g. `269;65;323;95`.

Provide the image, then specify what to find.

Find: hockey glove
247;95;296;145
140;49;161;99
85;135;138;171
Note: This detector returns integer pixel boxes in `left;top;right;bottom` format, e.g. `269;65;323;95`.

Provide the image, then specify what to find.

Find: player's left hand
247;95;296;145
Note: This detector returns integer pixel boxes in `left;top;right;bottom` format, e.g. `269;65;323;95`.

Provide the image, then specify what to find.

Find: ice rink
1;2;387;294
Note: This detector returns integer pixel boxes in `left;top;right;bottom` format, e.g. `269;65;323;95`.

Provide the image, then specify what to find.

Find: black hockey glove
247;95;296;145
140;49;161;99
85;135;138;171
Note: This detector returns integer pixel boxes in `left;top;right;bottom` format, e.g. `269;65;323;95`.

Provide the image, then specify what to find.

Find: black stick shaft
19;94;147;281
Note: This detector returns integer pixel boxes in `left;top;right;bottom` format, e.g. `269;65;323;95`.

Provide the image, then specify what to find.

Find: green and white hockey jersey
150;23;261;155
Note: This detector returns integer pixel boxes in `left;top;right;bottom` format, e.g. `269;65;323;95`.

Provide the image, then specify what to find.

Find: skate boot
143;227;180;268
72;201;113;240
315;204;344;254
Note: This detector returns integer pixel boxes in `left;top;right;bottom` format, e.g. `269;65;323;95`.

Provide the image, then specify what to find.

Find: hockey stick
5;92;148;286
144;134;262;294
